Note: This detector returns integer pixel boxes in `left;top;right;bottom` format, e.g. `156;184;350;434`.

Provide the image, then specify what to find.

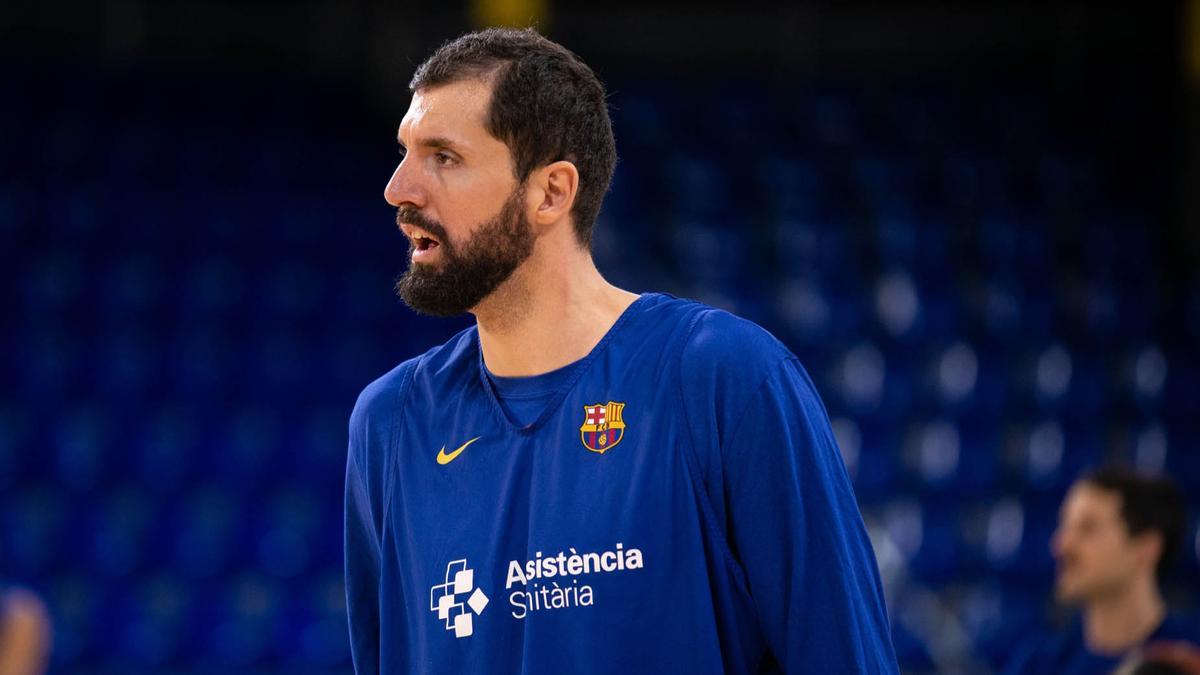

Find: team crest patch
579;402;626;454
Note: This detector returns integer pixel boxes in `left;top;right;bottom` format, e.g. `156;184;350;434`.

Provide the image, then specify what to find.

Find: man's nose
384;158;424;208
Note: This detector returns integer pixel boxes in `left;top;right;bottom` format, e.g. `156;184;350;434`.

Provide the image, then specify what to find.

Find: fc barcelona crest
579;402;627;454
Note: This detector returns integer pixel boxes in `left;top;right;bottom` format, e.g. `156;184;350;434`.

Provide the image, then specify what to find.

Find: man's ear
528;160;579;227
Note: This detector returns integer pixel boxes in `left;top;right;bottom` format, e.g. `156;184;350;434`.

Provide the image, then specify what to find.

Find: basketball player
344;27;897;674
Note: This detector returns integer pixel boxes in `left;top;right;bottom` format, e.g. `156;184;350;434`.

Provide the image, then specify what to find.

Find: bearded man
344;27;897;674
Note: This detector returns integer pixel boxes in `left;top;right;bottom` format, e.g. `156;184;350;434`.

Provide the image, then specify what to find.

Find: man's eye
398;147;408;159
435;152;456;166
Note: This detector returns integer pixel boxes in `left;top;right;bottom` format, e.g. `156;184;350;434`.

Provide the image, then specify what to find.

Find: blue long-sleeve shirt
345;293;897;673
1005;614;1199;675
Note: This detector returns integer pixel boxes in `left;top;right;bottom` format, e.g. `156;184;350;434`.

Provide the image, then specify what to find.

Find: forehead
1062;483;1123;523
399;78;496;145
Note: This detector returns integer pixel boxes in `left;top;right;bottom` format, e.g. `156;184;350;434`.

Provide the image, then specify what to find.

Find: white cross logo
429;559;490;638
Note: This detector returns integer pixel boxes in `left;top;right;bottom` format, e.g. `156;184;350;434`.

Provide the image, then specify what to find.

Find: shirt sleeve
344;362;413;675
344;402;382;675
720;357;898;673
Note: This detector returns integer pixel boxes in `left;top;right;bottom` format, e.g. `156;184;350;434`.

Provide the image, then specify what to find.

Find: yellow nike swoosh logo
436;437;481;465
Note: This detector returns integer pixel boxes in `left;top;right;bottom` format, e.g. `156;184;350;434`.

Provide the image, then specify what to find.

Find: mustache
396;207;449;242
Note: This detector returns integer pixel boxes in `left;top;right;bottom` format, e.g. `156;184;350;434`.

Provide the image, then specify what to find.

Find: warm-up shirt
344;293;898;674
1005;613;1199;675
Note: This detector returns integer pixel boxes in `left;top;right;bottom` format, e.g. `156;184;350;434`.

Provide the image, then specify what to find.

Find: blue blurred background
3;1;1199;673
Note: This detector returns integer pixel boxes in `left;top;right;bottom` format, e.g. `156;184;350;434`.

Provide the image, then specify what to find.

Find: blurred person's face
1051;482;1156;604
385;77;535;316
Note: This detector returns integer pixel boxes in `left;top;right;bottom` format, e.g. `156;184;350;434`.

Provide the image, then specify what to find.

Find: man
1006;467;1196;675
344;27;896;674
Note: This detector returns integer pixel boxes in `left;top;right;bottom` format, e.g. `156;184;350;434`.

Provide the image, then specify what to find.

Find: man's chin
1054;579;1085;604
395;277;451;316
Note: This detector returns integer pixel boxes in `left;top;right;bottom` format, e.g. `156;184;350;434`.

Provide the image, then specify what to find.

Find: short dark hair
409;28;616;249
1081;466;1186;581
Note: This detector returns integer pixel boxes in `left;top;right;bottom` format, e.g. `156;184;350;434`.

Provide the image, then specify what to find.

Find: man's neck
472;248;638;377
1082;578;1165;655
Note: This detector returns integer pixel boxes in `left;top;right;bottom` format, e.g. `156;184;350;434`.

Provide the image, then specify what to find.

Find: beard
394;186;534;317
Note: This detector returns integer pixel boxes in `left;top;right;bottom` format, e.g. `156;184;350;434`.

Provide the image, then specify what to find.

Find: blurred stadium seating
3;57;1197;674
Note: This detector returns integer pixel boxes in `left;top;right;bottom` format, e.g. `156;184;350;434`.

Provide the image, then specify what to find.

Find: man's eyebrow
396;135;464;152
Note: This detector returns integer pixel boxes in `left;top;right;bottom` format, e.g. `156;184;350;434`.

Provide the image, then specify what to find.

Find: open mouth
414;234;440;252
